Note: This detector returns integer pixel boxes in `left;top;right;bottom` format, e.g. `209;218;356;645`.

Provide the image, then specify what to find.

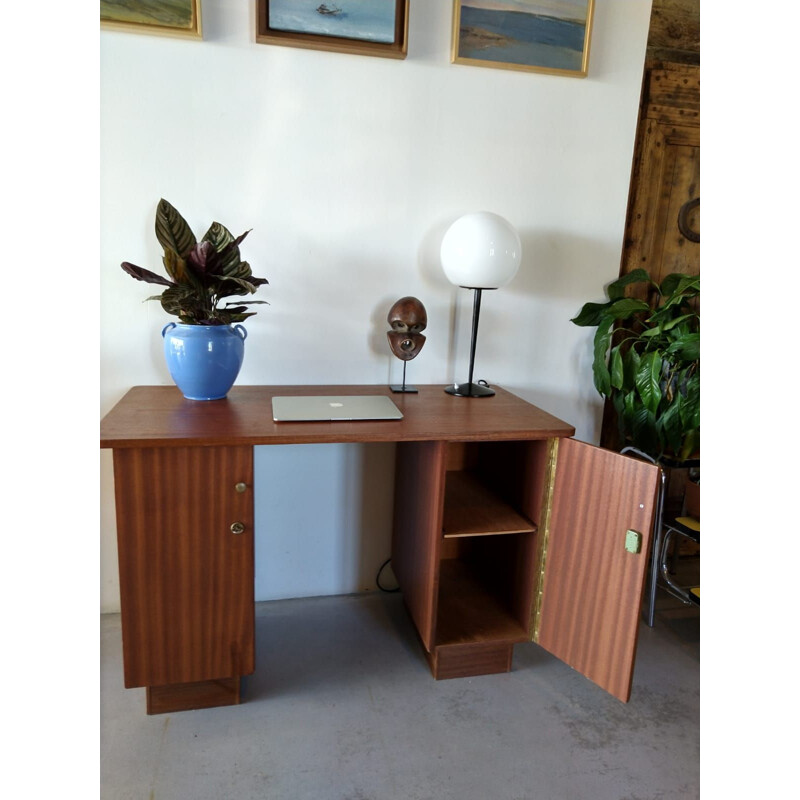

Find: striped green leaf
155;198;197;259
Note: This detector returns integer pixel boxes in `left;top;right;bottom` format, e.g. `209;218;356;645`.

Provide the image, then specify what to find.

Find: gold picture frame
256;0;409;60
100;0;203;40
451;0;594;78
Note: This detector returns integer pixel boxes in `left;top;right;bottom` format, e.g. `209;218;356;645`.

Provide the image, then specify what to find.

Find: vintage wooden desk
100;384;658;714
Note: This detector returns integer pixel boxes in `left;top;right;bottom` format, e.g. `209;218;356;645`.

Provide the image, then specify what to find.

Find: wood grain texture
435;558;529;647
391;441;446;651
442;470;537;538
647;1;700;67
100;385;575;449
536;439;659;702
619;64;699;293
113;446;255;688
646;65;700;112
428;641;514;680
146;678;241;715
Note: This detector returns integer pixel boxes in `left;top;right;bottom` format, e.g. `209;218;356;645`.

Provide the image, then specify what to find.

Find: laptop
272;394;403;422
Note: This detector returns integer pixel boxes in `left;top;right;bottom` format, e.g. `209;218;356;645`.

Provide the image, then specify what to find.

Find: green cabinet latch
625;529;642;554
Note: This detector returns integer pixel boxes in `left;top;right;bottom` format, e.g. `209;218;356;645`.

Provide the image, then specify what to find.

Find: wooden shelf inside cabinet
435;560;530;647
442;470;538;538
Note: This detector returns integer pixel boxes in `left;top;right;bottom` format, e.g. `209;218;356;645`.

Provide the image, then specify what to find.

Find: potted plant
121;199;268;400
571;268;699;464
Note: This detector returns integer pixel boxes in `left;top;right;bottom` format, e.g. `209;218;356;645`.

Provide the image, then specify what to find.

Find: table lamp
440;211;522;397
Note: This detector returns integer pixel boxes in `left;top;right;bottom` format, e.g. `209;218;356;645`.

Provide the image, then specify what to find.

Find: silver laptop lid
272;395;403;422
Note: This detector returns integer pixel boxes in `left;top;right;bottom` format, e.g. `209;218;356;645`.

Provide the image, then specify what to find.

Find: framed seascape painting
100;0;203;40
451;0;594;77
256;0;409;59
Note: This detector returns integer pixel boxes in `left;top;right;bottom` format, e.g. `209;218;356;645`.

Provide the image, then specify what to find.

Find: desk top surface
100;385;575;448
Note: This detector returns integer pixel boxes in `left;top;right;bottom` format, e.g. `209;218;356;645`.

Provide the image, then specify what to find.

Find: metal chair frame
658;518;700;607
620;447;699;626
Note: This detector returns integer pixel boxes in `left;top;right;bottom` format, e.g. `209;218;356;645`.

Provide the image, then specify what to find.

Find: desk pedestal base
146;677;242;715
426;642;514;680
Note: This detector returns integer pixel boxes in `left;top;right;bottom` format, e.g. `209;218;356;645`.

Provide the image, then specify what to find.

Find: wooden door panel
391;441;446;651
602;63;699;451
536;439;658;701
113;446;255;688
659;142;699;279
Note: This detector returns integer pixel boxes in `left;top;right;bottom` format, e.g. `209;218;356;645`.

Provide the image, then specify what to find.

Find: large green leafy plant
571;269;699;462
121;199;268;325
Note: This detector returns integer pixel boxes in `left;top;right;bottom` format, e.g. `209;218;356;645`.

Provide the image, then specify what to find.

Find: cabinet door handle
235;482;248;493
230;522;245;535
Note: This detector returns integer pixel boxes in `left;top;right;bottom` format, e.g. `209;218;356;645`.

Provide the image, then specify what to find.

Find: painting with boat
452;0;594;77
268;0;397;43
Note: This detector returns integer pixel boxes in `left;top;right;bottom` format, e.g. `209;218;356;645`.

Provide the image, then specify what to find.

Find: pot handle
234;324;248;341
161;322;177;338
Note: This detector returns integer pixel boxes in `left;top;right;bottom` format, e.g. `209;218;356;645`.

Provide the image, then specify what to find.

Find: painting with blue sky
269;0;397;44
455;0;593;76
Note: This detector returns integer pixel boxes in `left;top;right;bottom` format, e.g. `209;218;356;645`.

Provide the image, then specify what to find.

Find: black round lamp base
444;382;495;398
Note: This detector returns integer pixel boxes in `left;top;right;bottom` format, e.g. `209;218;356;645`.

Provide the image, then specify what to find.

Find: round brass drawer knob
235;482;248;493
230;522;245;535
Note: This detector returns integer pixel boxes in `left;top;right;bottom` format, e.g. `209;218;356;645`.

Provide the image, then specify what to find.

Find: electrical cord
376;557;400;593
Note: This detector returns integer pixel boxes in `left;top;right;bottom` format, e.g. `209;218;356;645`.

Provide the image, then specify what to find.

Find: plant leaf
639;327;663;338
679;429;699;461
659;395;684;454
186;240;219;274
607;268;652;300
571;301;612;327
121;261;174;287
162;248;198;286
659;272;685;297
607;298;650;319
623;346;640;388
636;351;663;415
155;199;197;259
215;275;260;297
660;313;695;332
207;230;252;278
202;221;235;251
680;373;700;430
592;320;613;396
610;346;624;390
159;284;206;320
627;400;659;457
667;333;700;361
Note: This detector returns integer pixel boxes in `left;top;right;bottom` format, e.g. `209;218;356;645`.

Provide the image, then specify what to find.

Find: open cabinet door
535;439;659;701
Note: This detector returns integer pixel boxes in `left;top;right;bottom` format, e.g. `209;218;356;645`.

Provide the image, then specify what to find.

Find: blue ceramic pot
162;322;247;400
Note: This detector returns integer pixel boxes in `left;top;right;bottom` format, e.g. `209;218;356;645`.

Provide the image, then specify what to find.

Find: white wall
100;0;653;612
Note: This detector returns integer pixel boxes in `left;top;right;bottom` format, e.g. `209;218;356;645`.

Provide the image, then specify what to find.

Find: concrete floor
101;577;699;800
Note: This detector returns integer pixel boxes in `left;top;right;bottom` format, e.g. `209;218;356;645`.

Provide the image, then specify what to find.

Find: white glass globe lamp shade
440;212;522;289
440;212;522;398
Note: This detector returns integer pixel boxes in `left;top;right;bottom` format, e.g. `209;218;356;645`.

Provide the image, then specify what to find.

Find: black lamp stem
445;286;495;397
467;287;482;386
